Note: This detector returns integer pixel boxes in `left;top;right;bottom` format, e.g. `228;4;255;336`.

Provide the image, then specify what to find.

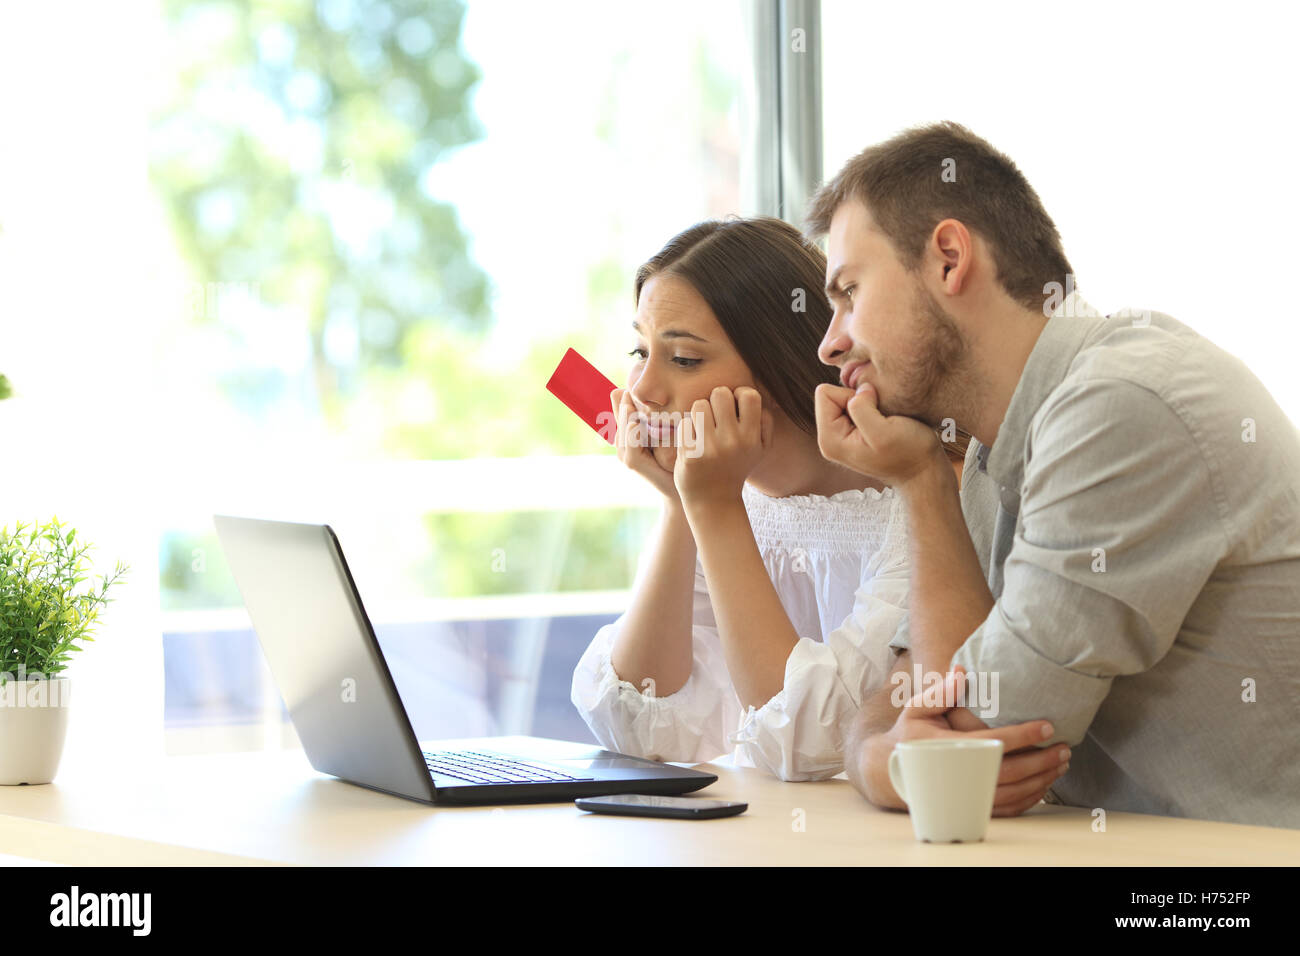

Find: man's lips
841;360;871;390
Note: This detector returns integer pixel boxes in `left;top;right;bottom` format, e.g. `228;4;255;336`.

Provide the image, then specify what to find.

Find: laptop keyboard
423;750;595;785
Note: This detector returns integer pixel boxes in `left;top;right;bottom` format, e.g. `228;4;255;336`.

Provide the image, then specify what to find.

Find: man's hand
814;381;945;488
853;667;1071;817
674;386;773;512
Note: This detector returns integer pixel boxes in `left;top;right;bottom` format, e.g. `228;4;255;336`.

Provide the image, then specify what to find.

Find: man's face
817;199;969;426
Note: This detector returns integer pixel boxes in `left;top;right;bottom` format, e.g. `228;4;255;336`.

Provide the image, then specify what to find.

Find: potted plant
0;518;127;784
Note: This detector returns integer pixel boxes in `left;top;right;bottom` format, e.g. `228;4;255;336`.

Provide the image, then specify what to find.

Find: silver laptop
212;514;717;805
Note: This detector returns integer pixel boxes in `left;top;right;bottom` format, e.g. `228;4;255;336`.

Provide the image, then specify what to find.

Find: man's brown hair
805;121;1073;312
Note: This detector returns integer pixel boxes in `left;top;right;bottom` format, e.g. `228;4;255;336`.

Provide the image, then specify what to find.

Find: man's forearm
900;455;994;675
858;650;911;737
845;717;903;809
844;650;913;807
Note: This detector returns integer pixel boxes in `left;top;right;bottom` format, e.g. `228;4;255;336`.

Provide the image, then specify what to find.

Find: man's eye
844;285;856;302
628;348;647;360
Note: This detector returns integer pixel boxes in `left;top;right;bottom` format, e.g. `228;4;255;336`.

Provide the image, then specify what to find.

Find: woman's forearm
609;503;698;697
687;500;798;710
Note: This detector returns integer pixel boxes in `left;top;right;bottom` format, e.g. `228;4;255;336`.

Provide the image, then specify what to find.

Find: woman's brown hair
635;216;972;464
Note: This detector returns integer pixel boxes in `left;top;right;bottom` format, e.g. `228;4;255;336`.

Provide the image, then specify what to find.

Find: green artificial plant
0;518;128;682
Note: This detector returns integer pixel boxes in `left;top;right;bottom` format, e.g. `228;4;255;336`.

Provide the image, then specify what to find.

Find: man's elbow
842;728;905;809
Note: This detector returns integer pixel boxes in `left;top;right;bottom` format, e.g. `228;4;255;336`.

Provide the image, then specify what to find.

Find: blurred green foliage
417;507;658;597
160;506;657;609
149;0;601;458
147;2;737;610
159;531;245;610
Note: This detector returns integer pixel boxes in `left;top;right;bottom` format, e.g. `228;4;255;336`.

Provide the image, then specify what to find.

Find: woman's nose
629;362;668;410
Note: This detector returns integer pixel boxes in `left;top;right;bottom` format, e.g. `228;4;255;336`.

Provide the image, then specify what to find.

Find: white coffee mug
888;738;1003;843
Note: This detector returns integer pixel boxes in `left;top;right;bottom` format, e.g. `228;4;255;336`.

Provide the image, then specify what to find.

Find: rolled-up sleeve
951;379;1228;745
729;503;912;781
570;560;740;763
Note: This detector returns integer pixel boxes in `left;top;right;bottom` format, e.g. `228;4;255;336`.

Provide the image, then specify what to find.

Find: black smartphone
574;794;747;819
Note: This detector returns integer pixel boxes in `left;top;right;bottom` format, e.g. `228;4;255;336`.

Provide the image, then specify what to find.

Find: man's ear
931;218;972;294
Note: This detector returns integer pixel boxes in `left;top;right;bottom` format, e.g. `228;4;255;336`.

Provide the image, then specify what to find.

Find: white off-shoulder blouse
570;481;910;781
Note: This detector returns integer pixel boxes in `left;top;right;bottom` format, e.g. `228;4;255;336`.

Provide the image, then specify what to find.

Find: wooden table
0;737;1295;865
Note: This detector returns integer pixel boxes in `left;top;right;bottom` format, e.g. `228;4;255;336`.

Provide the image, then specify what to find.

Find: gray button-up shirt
890;290;1300;828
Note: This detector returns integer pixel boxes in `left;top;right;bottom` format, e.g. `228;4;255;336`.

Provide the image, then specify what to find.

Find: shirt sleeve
951;378;1229;746
888;613;912;654
569;556;741;763
729;496;912;781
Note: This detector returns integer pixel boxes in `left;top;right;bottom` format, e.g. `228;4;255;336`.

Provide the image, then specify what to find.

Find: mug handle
887;747;908;806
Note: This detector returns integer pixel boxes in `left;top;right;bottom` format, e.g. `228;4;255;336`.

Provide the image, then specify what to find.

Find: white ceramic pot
0;678;71;785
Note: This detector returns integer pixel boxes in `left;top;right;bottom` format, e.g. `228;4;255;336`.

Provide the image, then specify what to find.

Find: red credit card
546;348;618;445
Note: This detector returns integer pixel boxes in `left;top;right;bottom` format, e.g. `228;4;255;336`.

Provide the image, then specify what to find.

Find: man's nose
818;313;851;366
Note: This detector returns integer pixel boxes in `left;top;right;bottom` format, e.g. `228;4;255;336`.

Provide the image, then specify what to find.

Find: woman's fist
610;387;680;502
673;386;773;511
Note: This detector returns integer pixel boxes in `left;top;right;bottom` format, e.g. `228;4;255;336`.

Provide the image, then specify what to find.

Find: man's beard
875;280;971;428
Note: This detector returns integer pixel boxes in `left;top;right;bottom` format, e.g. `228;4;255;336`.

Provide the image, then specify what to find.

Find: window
1;0;744;759
6;1;1291;764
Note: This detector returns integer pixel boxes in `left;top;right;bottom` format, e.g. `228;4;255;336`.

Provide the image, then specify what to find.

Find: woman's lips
633;413;676;443
643;417;675;441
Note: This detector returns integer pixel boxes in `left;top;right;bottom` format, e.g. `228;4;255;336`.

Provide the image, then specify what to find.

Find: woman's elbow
742;743;842;782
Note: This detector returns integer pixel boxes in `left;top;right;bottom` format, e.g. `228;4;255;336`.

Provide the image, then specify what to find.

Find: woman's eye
628;347;699;368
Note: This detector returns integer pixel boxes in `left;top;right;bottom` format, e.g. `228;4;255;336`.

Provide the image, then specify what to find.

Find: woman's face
627;274;760;472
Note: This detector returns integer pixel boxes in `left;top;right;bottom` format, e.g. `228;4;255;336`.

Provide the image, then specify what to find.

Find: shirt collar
981;289;1106;491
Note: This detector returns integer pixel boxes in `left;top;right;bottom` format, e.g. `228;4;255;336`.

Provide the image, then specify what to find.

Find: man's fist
814;381;944;487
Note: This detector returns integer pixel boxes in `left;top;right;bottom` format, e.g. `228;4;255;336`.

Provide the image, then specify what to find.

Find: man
807;121;1300;827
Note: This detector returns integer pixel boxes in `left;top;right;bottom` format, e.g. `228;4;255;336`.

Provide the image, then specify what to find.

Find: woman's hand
611;387;680;503
674;386;773;514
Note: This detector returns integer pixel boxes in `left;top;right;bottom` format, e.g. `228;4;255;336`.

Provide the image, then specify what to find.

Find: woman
570;217;968;781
